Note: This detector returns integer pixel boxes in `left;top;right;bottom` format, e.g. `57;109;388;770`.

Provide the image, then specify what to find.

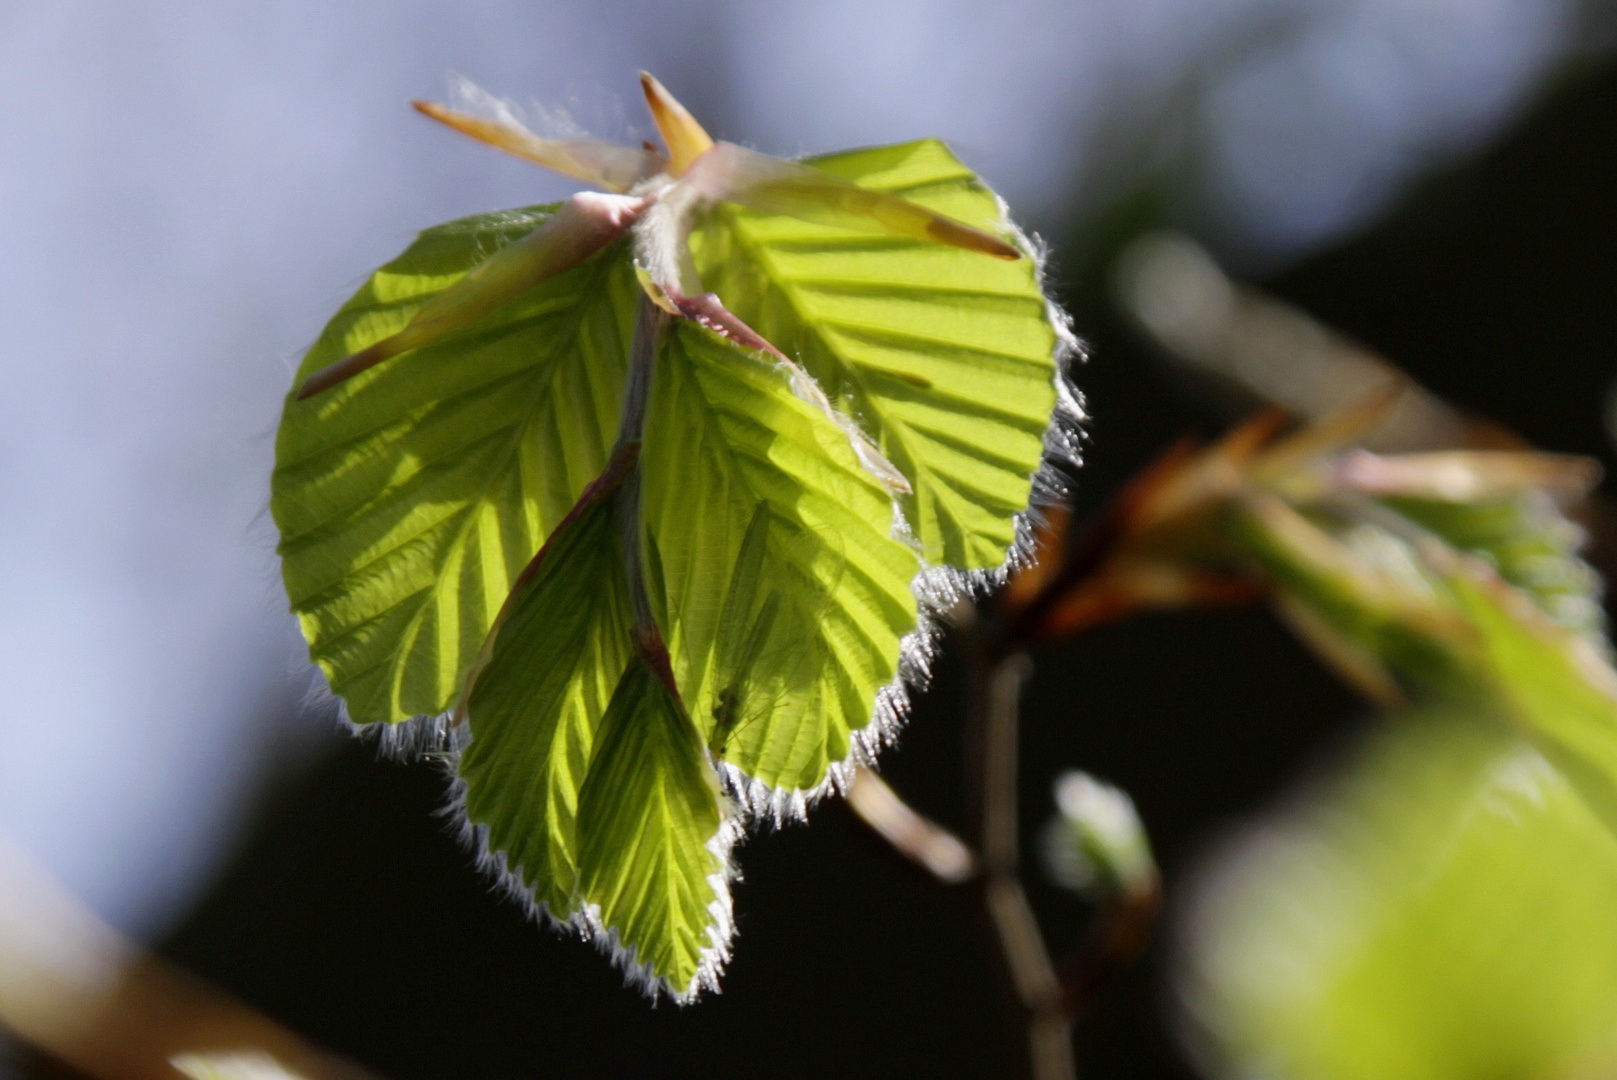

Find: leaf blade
1184;710;1617;1080
1230;492;1617;832
689;138;1065;569
641;323;921;796
272;205;638;727
576;652;728;997
459;472;634;913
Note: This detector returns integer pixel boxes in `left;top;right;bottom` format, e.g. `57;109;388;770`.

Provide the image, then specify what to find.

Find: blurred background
2;1;1615;1076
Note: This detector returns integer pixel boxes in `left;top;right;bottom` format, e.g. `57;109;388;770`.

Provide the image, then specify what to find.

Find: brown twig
844;768;975;884
959;605;1077;1080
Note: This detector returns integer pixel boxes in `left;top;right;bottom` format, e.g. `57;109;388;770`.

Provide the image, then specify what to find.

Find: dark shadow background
129;58;1617;1080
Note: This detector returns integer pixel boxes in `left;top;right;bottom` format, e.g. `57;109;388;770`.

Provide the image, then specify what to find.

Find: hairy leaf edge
708;204;1086;824
290;186;1084;998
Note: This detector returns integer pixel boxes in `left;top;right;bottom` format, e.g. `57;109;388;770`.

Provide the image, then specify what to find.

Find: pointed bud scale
296;192;646;398
664;290;788;362
639;72;714;176
413;100;663;192
685;142;1021;260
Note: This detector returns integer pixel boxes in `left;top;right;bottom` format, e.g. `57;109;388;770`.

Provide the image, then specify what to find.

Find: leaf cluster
273;79;1074;997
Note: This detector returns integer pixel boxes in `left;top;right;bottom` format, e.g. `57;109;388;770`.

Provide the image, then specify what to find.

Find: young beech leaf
1230;493;1617;833
273;209;639;728
456;456;635;917
575;653;727;996
456;321;920;993
641;322;920;802
275;73;1077;998
458;452;729;999
689;138;1068;569
1183;711;1617;1080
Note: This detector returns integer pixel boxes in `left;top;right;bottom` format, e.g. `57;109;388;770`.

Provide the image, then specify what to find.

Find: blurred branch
1113;231;1518;453
849;229;1612;1074
845;768;974;884
0;833;381;1080
954;609;1077;1080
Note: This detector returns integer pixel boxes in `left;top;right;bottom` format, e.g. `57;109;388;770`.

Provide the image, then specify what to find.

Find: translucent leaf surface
690;138;1063;569
641;323;920;795
459;463;727;998
458;470;633;915
576;653;726;997
271;134;1069;998
1183;710;1617;1080
272;206;638;726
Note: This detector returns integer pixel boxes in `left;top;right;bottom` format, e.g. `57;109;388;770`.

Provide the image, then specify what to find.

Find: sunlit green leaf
690;138;1064;569
449;314;924;991
458;456;728;998
458;465;634;915
641;323;920;796
1183;709;1617;1080
271;130;1069;999
576;652;727;997
272;206;638;727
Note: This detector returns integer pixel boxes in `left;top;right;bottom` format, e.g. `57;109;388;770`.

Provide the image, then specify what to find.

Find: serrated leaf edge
710;203;1086;824
292;190;1084;998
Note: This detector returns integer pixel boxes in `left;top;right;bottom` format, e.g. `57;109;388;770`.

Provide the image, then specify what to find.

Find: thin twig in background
960;598;1077;1080
845;768;975;884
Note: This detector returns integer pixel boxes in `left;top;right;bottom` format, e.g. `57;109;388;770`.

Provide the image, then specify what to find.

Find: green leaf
576;652;728;998
1230;494;1617;832
641;322;921;799
1381;492;1604;641
271;137;1071;998
1444;567;1617;837
689;138;1068;570
457;462;634;915
1182;709;1617;1080
1229;495;1472;691
272;205;639;727
452;315;924;992
458;457;729;999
